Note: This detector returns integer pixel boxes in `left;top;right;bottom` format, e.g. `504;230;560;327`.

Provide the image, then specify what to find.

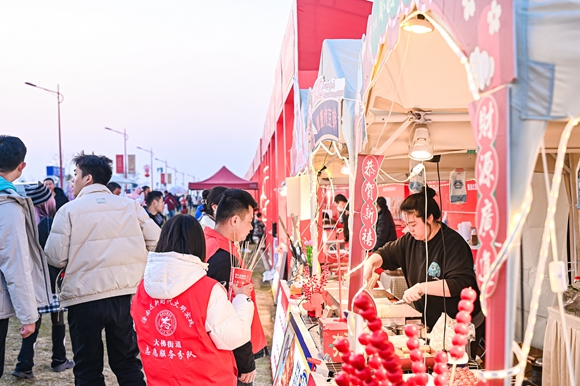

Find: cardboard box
318;318;348;363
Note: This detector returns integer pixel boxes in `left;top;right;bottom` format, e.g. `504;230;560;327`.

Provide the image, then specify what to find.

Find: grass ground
0;261;276;385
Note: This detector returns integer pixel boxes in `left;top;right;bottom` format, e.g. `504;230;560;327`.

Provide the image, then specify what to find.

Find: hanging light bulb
408;125;434;161
341;159;350;175
402;14;434;34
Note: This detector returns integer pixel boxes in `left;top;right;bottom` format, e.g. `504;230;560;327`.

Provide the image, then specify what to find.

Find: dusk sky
0;1;293;188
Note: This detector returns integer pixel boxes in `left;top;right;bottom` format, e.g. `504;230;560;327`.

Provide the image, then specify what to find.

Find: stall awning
188;166;258;190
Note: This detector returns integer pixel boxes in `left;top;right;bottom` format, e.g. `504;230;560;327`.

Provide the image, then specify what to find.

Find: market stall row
250;0;580;385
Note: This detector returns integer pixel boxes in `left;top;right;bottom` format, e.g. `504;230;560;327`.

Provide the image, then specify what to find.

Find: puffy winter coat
45;184;160;307
0;188;52;324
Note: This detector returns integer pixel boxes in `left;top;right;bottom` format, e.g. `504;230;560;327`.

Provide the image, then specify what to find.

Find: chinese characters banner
349;154;384;309
473;94;501;294
358;155;383;250
469;87;508;378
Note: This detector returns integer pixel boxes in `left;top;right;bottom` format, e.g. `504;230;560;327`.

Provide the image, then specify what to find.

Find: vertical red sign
358;155;382;250
470;88;508;381
160;173;166;185
348;154;384;309
116;155;124;174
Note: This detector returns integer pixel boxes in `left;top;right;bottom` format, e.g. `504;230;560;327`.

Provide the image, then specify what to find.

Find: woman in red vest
131;215;254;385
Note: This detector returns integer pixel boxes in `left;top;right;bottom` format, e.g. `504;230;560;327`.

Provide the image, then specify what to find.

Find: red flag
160;173;166;185
116;155;124;174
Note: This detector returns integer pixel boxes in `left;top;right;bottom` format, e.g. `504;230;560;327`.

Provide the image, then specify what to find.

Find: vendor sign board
272;313;311;386
308;77;345;148
271;289;290;379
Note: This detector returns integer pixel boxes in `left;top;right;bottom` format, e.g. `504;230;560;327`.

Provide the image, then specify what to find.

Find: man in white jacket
45;152;160;386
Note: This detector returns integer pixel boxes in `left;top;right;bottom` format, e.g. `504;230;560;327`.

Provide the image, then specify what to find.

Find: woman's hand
363;253;383;283
232;283;253;298
402;283;425;303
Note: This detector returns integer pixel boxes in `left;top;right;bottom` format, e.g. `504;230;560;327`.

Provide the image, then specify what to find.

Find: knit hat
24;182;52;206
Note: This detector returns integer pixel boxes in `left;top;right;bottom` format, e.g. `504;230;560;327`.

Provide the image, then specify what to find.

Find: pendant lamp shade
409;126;434;161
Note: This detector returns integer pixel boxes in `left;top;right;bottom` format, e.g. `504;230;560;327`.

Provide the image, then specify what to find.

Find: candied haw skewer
449;287;477;384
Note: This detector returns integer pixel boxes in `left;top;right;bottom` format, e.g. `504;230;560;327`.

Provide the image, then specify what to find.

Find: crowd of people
0;135;266;386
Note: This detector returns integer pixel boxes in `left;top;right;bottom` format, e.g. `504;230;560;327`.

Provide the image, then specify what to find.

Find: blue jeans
167;209;175;218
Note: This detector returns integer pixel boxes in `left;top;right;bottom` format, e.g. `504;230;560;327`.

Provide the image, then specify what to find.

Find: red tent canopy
188;166;258;190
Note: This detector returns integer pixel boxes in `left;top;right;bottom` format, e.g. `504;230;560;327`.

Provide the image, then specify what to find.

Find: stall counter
270;280;334;386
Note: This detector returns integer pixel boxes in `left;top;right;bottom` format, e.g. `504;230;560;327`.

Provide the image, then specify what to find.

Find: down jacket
45;184;160;307
0;189;52;324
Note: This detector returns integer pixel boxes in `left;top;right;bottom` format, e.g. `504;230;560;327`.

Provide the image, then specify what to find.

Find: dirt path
0;261;276;385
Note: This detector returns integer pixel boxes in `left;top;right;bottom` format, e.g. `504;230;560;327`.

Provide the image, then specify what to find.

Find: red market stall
249;0;580;385
346;1;580;385
188;166;258;190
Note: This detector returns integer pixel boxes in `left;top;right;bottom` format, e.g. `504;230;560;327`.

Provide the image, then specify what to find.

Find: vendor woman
363;186;484;355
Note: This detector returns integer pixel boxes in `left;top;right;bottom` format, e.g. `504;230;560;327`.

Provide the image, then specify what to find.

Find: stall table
543;306;580;385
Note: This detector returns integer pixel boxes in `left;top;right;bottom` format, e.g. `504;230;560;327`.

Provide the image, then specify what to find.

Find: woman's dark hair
376;196;388;212
203;186;228;216
154;215;206;260
0;135;27;172
215;189;258;225
399;186;441;222
72;152;113;185
53;187;66;197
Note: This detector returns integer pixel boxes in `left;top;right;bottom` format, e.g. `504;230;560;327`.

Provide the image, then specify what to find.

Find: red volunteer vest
204;227;267;354
131;277;237;386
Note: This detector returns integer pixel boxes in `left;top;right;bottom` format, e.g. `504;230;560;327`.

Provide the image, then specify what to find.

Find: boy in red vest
205;189;267;386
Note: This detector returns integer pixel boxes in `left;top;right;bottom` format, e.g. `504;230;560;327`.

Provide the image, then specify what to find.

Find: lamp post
137;146;154;188
104;127;128;179
25;82;64;187
155;158;169;188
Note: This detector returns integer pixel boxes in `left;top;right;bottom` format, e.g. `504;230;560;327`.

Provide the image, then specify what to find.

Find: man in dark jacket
373;196;397;251
204;189;267;386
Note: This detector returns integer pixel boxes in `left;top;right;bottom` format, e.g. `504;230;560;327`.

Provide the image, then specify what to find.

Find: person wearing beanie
13;183;74;378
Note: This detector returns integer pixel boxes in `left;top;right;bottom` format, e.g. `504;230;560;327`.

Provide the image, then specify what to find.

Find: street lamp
104;127;128;179
137;146;154;189
25;82;64;187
